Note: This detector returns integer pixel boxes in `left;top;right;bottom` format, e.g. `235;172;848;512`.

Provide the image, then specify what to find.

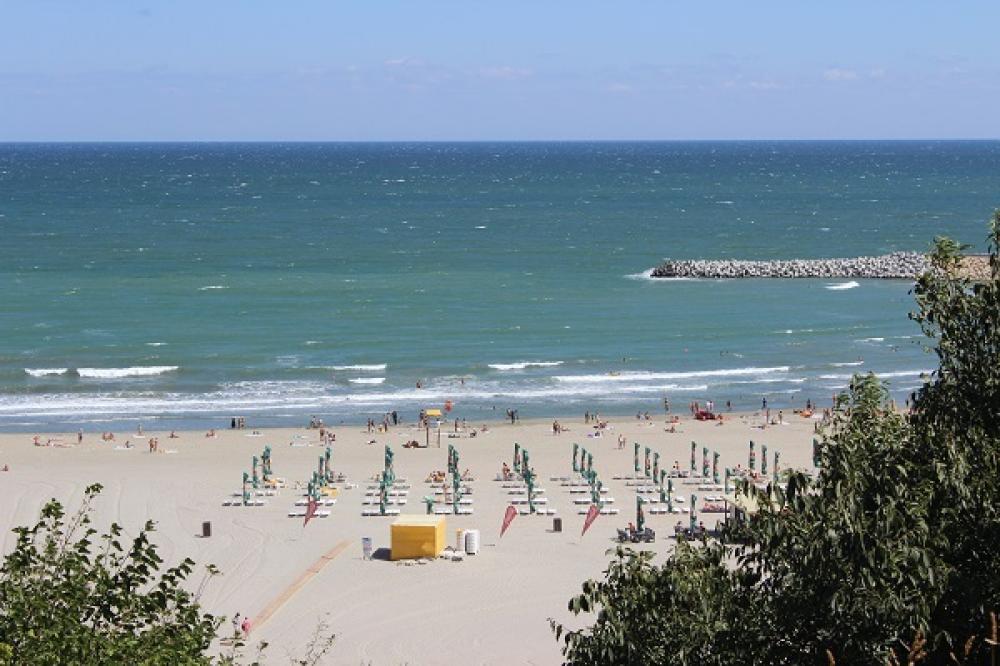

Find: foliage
0;483;221;664
553;212;1000;664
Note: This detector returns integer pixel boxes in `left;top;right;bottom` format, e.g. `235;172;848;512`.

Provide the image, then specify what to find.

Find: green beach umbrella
690;493;698;532
262;445;273;480
572;443;579;473
725;467;731;494
251;456;260;489
634;442;640;474
591;478;603;507
242;472;250;506
513;443;520;473
667;479;674;513
653;452;660;482
579;446;587;472
636;496;646;533
712;452;720;485
774;450;781;480
812;438;821;467
423;496;434;514
690;441;696;473
762;443;769;476
702;447;709;479
749;440;756;473
587;452;593;474
644;447;651;478
658;470;667;503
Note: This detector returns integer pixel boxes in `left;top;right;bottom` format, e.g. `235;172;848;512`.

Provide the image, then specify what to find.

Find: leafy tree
0;483;223;665
553;212;1000;665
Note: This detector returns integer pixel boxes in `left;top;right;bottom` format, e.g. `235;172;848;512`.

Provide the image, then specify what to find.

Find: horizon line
1;137;1000;145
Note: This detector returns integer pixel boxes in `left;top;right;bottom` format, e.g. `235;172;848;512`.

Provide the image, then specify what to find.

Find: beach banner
500;504;518;538
581;503;600;537
303;497;319;527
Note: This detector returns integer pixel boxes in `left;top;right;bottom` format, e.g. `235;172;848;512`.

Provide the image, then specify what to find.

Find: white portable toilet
464;529;481;555
455;529;466;552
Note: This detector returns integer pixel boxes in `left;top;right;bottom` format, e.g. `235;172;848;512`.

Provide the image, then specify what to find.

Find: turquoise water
1;141;997;430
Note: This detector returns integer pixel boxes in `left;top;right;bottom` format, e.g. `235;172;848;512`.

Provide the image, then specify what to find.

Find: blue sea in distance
1;141;998;431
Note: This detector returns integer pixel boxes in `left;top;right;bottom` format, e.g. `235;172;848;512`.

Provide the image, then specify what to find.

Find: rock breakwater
650;252;930;279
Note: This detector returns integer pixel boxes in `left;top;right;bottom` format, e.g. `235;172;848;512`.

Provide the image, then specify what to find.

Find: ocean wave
331;364;388;372
24;368;70;377
825;281;860;290
488;361;563;371
553;366;790;383
821;369;928;381
77;366;179;379
197;285;228;291
856;337;885;343
348;377;386;385
145;342;168;347
830;361;864;367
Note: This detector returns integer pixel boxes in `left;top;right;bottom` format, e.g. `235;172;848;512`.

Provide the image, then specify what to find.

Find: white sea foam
349;377;386;385
77;366;179;379
197;285;228;291
857;337;885;343
553;366;790;383
489;361;563;371
825;281;860;290
24;368;70;377
331;364;388;372
145;342;168;347
830;361;864;367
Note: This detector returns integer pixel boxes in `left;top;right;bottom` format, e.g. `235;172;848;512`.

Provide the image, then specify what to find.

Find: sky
1;1;999;141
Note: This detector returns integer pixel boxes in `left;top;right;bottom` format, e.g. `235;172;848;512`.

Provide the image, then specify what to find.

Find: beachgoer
241;617;251;635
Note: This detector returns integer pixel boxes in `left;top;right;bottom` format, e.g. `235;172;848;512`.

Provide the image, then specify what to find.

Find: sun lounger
294;498;336;506
287;509;331;518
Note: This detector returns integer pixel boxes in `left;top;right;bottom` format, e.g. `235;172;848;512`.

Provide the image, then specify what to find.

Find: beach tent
425;408;443;419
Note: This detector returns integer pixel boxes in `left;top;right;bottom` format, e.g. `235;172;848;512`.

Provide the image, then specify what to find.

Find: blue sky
2;1;998;140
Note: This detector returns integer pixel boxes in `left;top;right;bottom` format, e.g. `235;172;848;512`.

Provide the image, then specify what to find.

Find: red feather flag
581;503;600;537
500;504;518;538
303;497;319;527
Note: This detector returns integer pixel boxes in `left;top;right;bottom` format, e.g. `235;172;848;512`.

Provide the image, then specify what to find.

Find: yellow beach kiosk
390;515;446;560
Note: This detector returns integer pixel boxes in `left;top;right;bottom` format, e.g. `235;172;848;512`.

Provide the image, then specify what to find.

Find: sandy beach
0;411;819;665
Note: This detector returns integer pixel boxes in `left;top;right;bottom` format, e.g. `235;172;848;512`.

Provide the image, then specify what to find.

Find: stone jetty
650;252;930;280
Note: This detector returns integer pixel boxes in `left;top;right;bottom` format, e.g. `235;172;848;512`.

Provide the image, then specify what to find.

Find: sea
1;141;998;432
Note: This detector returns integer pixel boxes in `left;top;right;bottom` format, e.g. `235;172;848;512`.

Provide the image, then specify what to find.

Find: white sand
0;411;817;665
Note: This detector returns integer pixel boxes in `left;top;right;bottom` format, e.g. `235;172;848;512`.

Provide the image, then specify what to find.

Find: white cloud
749;80;783;91
823;68;858;82
479;66;532;81
606;82;635;93
384;57;423;68
869;67;886;79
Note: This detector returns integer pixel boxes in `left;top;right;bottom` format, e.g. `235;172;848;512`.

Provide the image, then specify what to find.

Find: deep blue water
1;141;997;430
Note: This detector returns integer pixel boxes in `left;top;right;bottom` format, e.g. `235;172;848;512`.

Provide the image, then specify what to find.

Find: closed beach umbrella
712;452;720;485
774;450;781;480
690;441;696;473
644;447;651;478
513;443;521;473
690;493;698;532
653;452;660;482
636;496;646;533
587;452;593;473
812;438;821;467
634;442;640;474
749;440;756;473
762;443;769;476
702;447;709;479
725;467;731;494
252;456;259;489
572;443;579;473
667;479;674;513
